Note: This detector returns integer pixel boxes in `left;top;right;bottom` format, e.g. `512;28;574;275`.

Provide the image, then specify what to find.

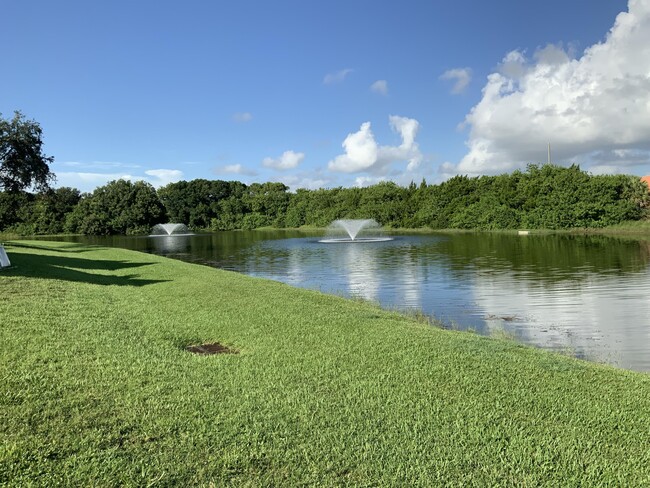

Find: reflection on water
344;243;379;301
50;231;650;372
150;235;193;254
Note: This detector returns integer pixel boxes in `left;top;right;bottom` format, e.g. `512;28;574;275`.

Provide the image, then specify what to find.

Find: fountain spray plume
150;223;192;236
320;219;392;243
331;219;379;240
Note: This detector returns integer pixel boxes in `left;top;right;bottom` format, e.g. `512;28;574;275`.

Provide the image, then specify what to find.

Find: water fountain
150;223;193;236
319;219;393;243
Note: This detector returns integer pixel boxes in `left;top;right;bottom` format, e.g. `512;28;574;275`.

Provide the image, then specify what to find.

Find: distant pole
547;143;551;164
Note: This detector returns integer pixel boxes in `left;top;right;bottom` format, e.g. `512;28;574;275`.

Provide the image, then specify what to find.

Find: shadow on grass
4;247;169;287
5;241;96;254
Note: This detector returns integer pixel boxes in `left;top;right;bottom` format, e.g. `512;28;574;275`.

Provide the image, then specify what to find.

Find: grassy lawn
2;241;650;486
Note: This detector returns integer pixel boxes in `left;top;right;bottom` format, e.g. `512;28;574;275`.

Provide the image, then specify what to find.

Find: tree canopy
66;180;166;235
0;111;54;193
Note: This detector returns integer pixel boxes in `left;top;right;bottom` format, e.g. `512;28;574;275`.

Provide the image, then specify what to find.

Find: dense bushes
0;187;80;235
1;164;648;235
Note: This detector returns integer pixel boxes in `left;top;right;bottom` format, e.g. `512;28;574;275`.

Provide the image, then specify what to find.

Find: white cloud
323;68;353;84
220;164;257;176
145;169;183;187
232;112;253;123
54;168;184;192
262;150;305;170
272;173;330;191
355;176;386;187
370;80;388;95
440;68;472;94
54;172;136;192
328;122;378;173
328;115;423;174
450;0;650;176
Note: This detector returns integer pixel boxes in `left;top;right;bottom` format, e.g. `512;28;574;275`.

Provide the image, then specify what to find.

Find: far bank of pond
43;230;650;372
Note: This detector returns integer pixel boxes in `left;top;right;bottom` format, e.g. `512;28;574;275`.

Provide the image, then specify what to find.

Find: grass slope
2;241;650;486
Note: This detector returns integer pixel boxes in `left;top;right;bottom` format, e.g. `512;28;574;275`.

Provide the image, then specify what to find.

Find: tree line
1;164;649;235
1;111;649;235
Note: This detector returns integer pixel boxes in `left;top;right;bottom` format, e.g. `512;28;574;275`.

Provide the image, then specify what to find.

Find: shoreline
3;219;650;243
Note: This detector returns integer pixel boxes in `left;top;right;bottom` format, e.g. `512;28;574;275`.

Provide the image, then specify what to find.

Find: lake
52;230;650;372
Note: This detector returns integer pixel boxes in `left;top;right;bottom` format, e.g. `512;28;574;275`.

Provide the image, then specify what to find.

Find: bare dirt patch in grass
185;342;238;355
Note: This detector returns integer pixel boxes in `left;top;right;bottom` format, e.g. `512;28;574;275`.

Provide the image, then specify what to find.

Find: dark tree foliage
0;112;54;193
158;179;246;230
0;191;32;230
6;187;82;235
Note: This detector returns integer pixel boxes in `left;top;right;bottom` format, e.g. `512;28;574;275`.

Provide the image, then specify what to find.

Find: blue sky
4;0;649;193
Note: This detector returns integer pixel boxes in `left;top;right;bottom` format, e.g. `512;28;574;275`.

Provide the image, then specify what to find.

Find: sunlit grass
2;241;650;486
594;219;650;233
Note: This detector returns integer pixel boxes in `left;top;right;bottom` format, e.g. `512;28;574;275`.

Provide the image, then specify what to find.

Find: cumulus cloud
450;0;650;176
323;68;353;84
328;122;377;173
370;80;388;95
220;164;257;176
145;169;183;187
232;112;253;123
272;172;330;191
355;176;386;187
262;150;305;170
440;68;472;94
328;115;423;174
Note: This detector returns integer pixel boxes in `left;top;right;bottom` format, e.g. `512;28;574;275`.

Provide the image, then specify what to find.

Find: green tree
211;195;246;230
284;189;310;227
0;191;32;231
357;181;408;227
0;112;54;193
23;187;81;234
300;188;341;227
242;182;290;228
159;179;247;230
428;175;480;228
66;180;165;235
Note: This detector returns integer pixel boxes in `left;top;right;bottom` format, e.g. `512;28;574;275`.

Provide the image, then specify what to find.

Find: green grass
583;219;650;235
2;241;650;486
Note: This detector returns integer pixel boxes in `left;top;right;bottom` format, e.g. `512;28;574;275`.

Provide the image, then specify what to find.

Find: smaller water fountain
319;219;393;243
150;223;193;236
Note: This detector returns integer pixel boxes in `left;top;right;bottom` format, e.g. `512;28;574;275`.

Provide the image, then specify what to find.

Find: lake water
54;231;650;372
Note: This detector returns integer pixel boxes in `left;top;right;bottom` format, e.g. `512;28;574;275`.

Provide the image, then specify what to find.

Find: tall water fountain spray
334;219;377;240
150;223;192;236
319;219;392;243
